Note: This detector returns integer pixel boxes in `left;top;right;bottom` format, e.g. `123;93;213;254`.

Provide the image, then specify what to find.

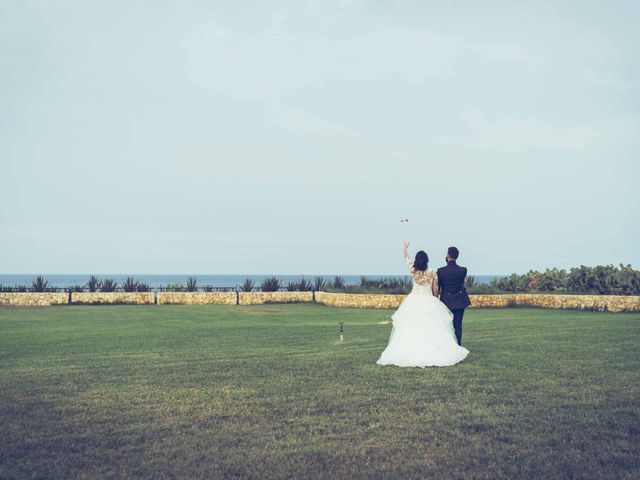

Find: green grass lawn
0;304;638;479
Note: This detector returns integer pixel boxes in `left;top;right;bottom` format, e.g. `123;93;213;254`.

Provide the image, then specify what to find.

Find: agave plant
296;276;312;291
122;277;139;292
285;281;298;292
31;276;50;292
241;278;255;292
100;279;118;292
260;276;281;292
313;276;326;292
332;276;345;289
465;276;477;288
360;275;378;288
186;276;198;292
136;282;151;292
203;285;214;292
87;275;101;292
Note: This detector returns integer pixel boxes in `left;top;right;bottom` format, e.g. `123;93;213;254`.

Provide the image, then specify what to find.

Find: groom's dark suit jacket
437;261;472;310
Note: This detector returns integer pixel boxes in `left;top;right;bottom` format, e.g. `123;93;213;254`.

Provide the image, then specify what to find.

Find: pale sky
1;0;638;275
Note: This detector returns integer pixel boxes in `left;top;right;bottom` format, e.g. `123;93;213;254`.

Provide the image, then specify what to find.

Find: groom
437;246;471;346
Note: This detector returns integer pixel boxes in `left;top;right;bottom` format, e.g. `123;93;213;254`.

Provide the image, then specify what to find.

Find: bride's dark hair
413;251;429;271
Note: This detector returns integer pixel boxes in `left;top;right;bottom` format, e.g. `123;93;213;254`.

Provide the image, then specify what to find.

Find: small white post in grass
339;321;344;342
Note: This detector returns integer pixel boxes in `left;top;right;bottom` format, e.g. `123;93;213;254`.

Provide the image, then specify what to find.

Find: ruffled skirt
376;292;469;367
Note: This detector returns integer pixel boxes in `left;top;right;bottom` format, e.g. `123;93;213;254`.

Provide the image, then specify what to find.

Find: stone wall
470;294;640;312
157;292;237;305
315;292;640;312
0;292;69;306
315;292;404;309
1;291;638;312
71;292;154;305
239;291;314;305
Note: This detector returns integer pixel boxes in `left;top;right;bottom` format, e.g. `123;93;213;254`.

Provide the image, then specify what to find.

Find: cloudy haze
1;0;638;275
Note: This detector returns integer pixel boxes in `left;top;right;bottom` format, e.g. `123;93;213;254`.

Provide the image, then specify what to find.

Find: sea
0;274;502;290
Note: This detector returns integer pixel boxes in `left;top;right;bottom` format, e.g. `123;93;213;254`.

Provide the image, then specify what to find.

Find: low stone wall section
315;292;404;309
315;292;640;312
71;292;154;305
239;291;314;305
0;292;69;306
157;292;237;305
470;294;640;312
1;291;638;312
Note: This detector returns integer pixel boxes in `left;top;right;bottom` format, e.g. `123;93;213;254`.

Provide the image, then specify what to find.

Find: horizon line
0;272;503;276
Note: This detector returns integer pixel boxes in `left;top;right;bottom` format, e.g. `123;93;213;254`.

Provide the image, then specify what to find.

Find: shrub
482;264;640;295
203;285;215;292
87;275;101;292
166;283;185;292
332;276;345;289
313;276;326;291
186;276;198;292
122;277;139;292
465;276;477;288
566;264;640;295
136;282;151;292
31;276;50;292
66;285;85;293
296;276;312;292
100;279;118;292
528;268;567;292
260;277;281;292
241;278;255;292
284;277;312;292
491;273;531;293
324;276;411;294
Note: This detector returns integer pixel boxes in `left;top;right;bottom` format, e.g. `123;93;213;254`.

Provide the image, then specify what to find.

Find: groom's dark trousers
437;260;472;346
451;309;465;346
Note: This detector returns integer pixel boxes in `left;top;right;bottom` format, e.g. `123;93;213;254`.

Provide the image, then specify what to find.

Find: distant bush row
0;275;407;294
242;275;413;294
245;276;325;292
322;276;413;294
0;276;152;293
2;266;638;295
466;264;640;295
0;275;327;293
255;266;640;295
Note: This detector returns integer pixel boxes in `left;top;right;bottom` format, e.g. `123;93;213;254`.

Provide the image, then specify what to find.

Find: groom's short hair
448;246;459;259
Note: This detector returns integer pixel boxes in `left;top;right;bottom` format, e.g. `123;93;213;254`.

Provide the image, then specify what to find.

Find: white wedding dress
376;255;470;367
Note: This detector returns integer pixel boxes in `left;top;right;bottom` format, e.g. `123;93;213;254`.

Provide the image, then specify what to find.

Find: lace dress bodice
405;256;436;296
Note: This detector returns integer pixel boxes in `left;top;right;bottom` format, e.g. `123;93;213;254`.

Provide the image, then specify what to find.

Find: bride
376;242;469;367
